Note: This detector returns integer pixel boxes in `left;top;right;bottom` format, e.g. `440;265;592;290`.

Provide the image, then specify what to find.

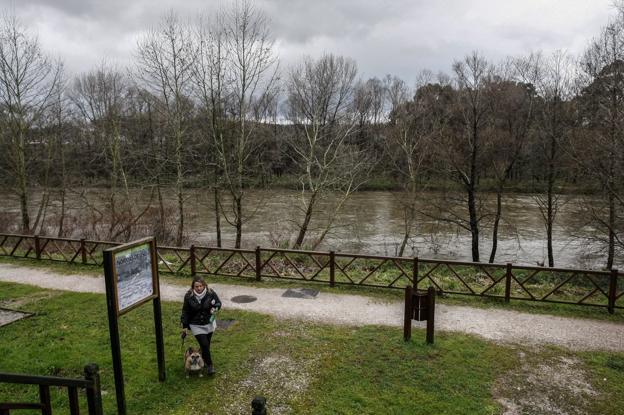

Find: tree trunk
607;190;615;270
176;185;184;246
469;113;480;262
214;187;222;247
489;190;502;263
175;126;184;246
468;186;480;262
293;191;317;249
57;188;66;237
17;130;30;233
546;134;556;268
235;195;242;248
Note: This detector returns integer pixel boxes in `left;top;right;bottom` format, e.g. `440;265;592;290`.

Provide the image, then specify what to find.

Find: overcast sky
3;0;617;83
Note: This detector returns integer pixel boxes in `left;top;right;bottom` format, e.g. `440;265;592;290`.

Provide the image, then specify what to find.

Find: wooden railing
0;233;621;313
0;364;103;415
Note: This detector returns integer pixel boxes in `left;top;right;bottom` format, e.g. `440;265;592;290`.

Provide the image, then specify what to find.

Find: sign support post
103;237;165;415
103;250;126;415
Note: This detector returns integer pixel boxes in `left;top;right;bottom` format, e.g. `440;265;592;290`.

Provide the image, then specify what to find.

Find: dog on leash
184;347;205;378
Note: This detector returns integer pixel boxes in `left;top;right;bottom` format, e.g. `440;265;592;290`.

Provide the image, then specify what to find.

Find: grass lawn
1;282;624;414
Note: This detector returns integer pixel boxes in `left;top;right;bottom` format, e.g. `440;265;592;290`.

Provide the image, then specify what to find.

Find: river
0;188;619;269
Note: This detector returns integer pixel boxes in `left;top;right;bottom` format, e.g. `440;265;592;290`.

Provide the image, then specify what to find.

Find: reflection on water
1;188;619;269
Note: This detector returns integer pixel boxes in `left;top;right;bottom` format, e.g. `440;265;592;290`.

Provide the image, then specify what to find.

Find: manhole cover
216;319;237;329
282;288;319;299
230;295;257;304
0;308;32;327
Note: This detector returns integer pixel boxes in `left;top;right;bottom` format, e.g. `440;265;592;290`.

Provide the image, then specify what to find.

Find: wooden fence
0;233;621;313
0;364;103;415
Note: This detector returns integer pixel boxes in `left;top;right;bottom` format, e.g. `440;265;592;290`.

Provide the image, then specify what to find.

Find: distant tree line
0;1;622;268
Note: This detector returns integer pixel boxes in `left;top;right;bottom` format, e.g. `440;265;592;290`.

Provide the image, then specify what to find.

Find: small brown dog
184;347;205;378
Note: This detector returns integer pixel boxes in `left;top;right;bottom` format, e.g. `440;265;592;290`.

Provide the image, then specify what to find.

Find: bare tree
531;51;576;267
434;52;493;262
135;11;195;245
71;64;143;240
486;56;538;263
383;73;436;256
192;10;230;247
216;0;278;248
577;19;624;269
0;12;62;233
286;54;371;249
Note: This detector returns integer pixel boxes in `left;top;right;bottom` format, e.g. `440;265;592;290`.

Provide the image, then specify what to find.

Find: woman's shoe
205;364;215;375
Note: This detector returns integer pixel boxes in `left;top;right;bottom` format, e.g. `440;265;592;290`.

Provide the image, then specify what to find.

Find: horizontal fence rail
0;233;621;313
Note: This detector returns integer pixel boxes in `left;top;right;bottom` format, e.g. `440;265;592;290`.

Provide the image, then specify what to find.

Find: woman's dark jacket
180;289;222;329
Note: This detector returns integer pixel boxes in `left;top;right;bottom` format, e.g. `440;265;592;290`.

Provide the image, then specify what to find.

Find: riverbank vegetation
0;1;622;269
1;281;624;414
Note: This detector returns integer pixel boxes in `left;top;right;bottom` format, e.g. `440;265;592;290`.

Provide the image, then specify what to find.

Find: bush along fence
0;233;621;313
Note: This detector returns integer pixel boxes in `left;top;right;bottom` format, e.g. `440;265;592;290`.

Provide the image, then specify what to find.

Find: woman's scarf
193;287;207;302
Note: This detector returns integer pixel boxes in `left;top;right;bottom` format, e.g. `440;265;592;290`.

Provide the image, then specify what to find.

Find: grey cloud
0;0;616;83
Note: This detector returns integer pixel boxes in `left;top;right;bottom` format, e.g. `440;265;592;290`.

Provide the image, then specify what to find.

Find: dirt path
1;263;623;351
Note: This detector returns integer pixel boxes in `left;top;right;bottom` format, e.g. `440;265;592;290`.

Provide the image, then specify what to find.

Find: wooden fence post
403;285;413;341
255;247;262;281
190;245;196;276
329;251;335;287
39;384;51;415
34;235;41;260
426;286;435;344
84;363;103;415
608;269;618;314
505;263;512;303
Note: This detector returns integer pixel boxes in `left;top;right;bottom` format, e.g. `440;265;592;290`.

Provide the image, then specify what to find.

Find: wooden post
80;238;87;264
255;246;262;281
413;257;419;290
190;245;196;276
84;363;103;415
103;250;127;415
329;251;335;288
68;386;79;415
504;263;512;303
34;235;41;260
403;285;413;341
39;384;51;415
153;296;166;382
426;286;435;344
608;269;618;314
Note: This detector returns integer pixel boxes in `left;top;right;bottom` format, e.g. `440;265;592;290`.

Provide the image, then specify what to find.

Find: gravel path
1;263;623;351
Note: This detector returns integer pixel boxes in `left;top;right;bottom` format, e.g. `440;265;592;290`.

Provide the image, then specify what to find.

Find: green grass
2;282;624;414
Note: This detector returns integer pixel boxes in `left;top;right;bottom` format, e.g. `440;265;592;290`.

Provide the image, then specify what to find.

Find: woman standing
181;276;222;375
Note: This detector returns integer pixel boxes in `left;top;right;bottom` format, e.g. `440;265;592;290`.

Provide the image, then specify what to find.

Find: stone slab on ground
0;308;31;327
281;288;319;299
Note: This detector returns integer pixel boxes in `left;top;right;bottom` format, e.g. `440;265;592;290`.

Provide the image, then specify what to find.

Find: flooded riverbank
0;188;619;269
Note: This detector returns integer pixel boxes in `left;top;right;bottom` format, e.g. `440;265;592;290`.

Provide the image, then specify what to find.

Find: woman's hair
190;276;207;290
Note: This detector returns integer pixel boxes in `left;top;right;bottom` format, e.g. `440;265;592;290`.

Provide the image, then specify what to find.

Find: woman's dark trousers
194;332;213;366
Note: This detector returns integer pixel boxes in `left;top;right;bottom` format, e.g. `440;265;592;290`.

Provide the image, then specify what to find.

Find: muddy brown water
0;188;619;269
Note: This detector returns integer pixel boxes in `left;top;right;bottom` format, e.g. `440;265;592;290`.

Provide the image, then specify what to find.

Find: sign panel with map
106;238;159;316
